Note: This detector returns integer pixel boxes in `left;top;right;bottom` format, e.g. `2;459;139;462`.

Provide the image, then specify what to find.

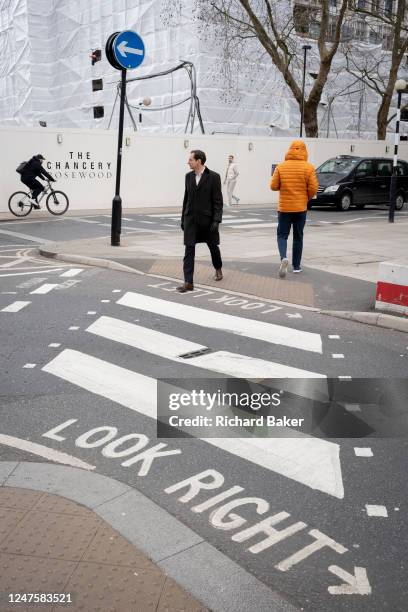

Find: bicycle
8;180;69;218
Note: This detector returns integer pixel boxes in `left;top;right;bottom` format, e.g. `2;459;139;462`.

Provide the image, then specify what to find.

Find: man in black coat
20;154;55;209
178;150;224;293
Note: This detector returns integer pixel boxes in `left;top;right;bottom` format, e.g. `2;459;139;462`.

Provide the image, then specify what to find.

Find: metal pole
111;69;126;246
389;90;402;224
300;46;309;138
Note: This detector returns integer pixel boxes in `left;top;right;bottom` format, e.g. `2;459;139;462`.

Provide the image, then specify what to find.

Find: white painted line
328;335;340;339
226;222;278;230
112;290;122;293
344;404;361;412
0;228;53;243
101;299;110;303
286;313;302;319
163;223;176;227
332;354;344;359
2;292;18;295
338;376;352;380
43;349;342;498
139;220;155;224
354;448;373;457
60;268;83;277
30;283;59;295
117;292;323;354
222;218;262;224
147;213;180;218
1;300;31;312
42;349;156;418
0;269;64;278
187;350;325;379
365;504;388;517
87;316;326;379
23;363;36;368
0;434;95;470
48;343;61;348
70;217;101;224
87;316;207;360
87;311;97;315
69;326;79;330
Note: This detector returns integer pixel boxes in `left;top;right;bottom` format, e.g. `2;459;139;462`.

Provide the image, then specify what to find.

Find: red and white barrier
376;261;408;315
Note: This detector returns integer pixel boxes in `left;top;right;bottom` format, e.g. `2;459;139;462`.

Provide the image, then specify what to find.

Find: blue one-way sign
113;30;145;70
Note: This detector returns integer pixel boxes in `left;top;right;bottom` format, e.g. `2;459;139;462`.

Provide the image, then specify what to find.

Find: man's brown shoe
176;282;194;293
214;269;223;281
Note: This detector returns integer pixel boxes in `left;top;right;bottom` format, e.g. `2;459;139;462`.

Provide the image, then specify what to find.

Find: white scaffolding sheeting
0;0;406;138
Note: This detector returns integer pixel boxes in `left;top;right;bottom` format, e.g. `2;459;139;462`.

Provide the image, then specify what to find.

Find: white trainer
292;268;303;273
279;258;289;278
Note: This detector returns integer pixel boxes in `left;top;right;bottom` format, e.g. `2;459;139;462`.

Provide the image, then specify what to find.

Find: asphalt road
0;238;407;611
1;204;408;244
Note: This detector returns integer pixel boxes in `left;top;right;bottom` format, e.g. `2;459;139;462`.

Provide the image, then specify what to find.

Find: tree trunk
303;101;319;138
377;93;391;140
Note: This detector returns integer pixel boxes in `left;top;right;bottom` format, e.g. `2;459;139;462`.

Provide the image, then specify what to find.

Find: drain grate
178;347;212;359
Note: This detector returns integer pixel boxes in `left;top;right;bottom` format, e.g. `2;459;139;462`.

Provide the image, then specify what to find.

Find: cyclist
20;154;55;209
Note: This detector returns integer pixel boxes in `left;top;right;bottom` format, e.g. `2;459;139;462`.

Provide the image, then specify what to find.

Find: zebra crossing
40;289;344;499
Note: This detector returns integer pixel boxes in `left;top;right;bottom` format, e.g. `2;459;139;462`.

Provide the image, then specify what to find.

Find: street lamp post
389;78;407;223
300;45;312;138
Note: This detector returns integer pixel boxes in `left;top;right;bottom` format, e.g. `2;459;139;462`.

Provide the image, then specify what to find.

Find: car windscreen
317;158;360;175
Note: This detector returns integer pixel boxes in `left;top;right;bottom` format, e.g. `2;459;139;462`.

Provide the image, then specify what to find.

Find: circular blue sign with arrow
113;30;145;70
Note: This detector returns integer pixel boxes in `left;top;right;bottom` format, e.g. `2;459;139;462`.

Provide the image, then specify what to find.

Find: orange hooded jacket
270;140;318;212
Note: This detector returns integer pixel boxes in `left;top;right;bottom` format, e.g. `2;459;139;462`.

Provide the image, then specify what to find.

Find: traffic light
400;105;408;122
90;49;101;66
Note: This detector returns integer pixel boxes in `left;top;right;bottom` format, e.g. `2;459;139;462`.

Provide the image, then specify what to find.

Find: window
317;157;360;174
356;160;374;176
397;161;408;176
369;29;381;44
92;79;103;92
377;160;392;176
93;106;104;119
355;21;367;41
384;0;393;17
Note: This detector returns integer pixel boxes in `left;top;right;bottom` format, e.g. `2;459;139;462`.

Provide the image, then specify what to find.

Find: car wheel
337;192;352;211
395;192;405;211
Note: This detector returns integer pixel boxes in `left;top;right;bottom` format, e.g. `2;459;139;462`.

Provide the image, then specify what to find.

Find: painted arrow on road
328;565;372;595
117;41;143;57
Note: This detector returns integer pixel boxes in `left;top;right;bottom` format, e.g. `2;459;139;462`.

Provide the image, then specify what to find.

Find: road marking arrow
328;565;372;595
117;41;143;57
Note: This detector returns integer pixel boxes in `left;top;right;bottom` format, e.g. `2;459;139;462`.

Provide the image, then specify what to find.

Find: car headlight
324;185;340;193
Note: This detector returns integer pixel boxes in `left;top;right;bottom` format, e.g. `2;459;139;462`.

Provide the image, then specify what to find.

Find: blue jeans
277;211;307;270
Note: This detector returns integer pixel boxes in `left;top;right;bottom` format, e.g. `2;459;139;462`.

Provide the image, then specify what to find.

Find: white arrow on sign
117;41;143;57
328;565;372;595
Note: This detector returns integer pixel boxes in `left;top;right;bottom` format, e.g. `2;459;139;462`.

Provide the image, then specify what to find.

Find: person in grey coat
178;150;224;293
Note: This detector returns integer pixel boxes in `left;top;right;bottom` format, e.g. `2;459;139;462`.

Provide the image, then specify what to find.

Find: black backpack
16;161;28;175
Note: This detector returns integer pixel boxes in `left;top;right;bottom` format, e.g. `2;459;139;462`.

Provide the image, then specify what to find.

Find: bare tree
346;0;408;139
188;0;350;137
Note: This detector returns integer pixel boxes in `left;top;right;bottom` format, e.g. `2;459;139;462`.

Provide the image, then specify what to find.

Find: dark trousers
183;244;222;284
277;211;307;270
21;177;43;200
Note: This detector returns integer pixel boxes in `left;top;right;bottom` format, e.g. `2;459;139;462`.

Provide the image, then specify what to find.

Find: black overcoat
181;167;223;246
21;156;54;182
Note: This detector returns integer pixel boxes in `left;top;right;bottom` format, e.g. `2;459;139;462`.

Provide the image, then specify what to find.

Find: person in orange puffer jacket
270;140;318;278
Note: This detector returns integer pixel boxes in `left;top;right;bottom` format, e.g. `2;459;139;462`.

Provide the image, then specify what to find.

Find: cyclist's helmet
36;154;45;160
